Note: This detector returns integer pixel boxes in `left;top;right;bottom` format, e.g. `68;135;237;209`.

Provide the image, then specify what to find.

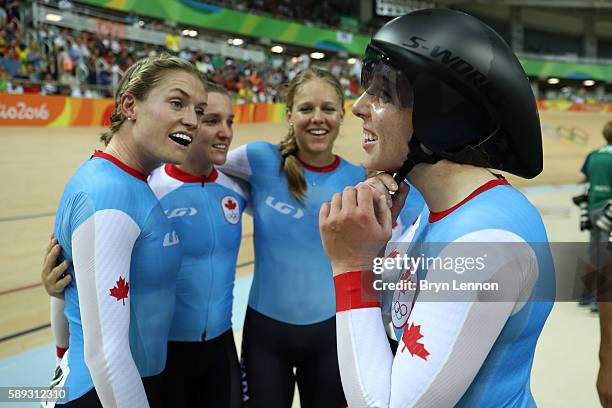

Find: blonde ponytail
279;125;307;205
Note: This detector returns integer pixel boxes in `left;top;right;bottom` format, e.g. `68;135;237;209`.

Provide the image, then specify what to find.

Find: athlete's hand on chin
319;184;393;276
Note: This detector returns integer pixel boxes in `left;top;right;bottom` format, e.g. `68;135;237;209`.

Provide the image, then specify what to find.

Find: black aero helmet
363;8;542;179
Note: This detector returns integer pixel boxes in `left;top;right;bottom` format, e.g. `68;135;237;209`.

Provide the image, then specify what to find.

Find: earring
127;117;133;121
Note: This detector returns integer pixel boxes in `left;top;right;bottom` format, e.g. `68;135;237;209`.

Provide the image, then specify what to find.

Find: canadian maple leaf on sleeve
401;322;430;361
109;276;129;306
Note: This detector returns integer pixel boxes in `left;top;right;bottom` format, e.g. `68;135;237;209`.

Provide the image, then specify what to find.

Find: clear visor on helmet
361;44;414;108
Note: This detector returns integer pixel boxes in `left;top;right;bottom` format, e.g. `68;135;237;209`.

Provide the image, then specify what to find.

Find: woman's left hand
320;184;406;276
42;235;71;298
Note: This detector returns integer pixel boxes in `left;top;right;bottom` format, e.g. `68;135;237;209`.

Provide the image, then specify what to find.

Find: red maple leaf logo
225;199;237;210
109;276;129;305
401;323;430;360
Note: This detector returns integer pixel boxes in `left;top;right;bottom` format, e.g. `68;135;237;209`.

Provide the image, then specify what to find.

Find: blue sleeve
219;142;279;182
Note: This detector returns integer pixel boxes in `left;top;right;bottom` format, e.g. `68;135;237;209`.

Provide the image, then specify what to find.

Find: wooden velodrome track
0;109;610;406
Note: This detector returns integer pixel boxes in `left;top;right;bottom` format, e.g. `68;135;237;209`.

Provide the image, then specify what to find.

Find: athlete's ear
286;107;293;126
120;92;137;122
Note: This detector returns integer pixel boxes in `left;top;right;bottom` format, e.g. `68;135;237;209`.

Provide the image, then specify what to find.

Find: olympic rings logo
542;124;590;146
393;301;409;318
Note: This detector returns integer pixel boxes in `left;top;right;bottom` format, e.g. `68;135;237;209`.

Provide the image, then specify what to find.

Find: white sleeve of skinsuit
72;209;149;407
335;229;538;407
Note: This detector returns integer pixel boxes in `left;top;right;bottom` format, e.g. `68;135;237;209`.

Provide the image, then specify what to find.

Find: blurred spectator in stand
58;0;74;10
349;57;362;77
74;59;89;84
94;50;111;87
329;57;342;77
108;56;121;86
70;83;95;98
298;52;310;69
165;27;181;54
116;48;129;71
195;53;213;74
5;0;18;20
8;78;22;93
59;60;78;88
4;18;18;43
58;85;70;96
44;54;59;80
42;72;58;95
0;67;8;92
22;80;41;94
574;87;587;104
178;47;193;62
36;23;54;42
0;2;7;30
68;38;81;64
27;41;42;69
2;46;20;76
137;43;157;59
57;46;73;75
267;68;283;86
25;63;41;83
109;35;120;54
125;11;139;26
15;41;29;72
92;32;106;54
277;0;295;19
0;28;6;55
53;29;68;50
100;33;111;53
125;55;136;70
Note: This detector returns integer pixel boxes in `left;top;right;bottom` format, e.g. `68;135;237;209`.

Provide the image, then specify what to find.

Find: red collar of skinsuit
164;164;219;183
428;178;509;223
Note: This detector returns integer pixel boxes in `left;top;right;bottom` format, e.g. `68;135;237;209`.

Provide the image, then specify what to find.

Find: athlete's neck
297;150;335;168
105;131;159;175
176;160;214;177
408;160;498;213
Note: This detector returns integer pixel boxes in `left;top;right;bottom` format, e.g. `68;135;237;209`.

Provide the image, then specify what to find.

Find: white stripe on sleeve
218;145;252;180
337;307;394;408
50;297;69;349
72;209;148;408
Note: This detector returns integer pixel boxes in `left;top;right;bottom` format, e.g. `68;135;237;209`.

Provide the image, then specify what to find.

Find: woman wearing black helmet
320;8;555;407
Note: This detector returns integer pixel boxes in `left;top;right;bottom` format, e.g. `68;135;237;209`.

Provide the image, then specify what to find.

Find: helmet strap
393;135;442;184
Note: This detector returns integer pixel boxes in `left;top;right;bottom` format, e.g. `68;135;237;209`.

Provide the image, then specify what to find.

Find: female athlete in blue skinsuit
219;68;424;408
320;9;555;407
49;55;206;407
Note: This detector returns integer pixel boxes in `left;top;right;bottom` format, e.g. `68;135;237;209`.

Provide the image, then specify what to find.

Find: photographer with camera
577;120;612;312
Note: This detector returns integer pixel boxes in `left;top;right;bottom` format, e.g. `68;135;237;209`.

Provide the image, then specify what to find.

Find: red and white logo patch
221;196;240;225
401;322;430;360
109;276;129;306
